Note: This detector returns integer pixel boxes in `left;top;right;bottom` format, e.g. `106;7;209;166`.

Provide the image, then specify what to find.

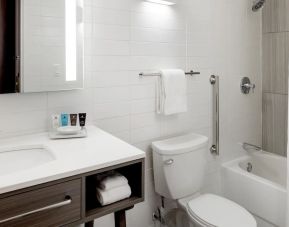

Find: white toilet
152;133;257;227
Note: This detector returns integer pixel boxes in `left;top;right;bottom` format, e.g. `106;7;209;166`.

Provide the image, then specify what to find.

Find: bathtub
222;151;287;227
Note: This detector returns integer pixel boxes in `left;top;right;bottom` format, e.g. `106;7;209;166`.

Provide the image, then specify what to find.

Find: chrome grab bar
210;75;219;156
0;196;72;224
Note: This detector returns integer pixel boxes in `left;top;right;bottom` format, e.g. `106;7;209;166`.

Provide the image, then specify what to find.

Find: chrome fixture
241;77;255;94
164;159;174;165
139;70;200;77
242;142;262;152
247;162;253;172
252;0;266;11
210;75;219;156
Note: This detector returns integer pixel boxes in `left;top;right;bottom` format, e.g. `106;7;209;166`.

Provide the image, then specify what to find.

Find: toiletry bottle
52;115;60;130
79;113;86;128
61;113;69;127
70;114;77;126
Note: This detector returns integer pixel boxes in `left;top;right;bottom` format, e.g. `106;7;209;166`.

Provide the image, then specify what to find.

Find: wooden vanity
0;127;145;227
0;159;144;227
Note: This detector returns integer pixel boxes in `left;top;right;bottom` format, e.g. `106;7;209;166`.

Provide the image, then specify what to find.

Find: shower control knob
240;77;255;94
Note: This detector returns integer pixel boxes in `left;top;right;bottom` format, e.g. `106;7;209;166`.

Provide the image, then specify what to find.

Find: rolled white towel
96;172;128;190
96;184;132;206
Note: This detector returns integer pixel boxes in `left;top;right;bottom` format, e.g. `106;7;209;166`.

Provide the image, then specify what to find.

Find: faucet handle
241;77;255;94
250;84;256;93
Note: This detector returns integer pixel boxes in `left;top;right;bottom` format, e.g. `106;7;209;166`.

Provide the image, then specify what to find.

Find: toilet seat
186;194;256;227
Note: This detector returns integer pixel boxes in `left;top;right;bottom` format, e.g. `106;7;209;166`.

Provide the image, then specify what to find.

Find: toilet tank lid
152;133;208;155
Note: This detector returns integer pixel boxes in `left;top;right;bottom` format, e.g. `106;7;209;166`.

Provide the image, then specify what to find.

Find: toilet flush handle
164;159;174;165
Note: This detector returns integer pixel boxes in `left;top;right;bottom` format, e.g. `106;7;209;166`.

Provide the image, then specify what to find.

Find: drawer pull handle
0;196;72;224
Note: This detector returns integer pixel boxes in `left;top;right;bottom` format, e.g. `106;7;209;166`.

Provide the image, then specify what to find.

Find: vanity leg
114;206;134;227
85;221;94;227
114;210;126;227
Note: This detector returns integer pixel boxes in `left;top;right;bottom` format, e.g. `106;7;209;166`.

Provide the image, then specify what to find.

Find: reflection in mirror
0;0;19;94
21;0;84;93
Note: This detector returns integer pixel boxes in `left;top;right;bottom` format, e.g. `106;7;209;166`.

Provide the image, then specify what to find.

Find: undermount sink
0;145;55;176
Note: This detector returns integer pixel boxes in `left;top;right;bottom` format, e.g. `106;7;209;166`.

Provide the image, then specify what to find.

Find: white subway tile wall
0;0;262;227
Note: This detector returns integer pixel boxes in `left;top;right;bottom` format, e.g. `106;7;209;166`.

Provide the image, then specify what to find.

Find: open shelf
86;196;143;220
85;160;144;220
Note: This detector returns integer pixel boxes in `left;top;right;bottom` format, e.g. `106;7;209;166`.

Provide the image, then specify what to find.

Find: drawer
0;179;81;227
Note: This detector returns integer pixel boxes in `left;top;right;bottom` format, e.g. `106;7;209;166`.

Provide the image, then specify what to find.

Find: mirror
21;0;84;92
0;0;18;94
0;0;84;94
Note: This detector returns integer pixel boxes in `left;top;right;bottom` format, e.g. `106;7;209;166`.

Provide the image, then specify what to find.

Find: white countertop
0;126;145;194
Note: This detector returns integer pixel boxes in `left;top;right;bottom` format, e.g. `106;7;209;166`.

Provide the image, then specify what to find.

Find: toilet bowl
178;194;256;227
152;133;256;227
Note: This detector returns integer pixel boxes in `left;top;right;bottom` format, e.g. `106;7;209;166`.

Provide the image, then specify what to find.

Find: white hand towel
96;184;132;206
157;69;187;115
96;172;128;190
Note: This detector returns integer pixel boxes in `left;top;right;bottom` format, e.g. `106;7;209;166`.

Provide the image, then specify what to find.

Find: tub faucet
242;142;262;152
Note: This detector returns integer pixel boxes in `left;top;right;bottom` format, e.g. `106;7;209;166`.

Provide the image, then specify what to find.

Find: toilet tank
152;133;208;200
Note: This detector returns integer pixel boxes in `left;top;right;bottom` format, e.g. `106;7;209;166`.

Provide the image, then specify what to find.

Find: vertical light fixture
65;0;77;81
146;0;176;5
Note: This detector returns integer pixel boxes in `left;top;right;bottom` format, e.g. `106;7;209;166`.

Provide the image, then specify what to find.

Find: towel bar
139;70;200;77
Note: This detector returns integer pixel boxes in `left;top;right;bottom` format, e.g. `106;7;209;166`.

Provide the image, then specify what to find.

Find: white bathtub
222;151;287;227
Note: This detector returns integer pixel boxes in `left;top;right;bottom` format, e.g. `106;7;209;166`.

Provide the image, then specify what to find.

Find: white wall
216;0;262;163
0;0;262;227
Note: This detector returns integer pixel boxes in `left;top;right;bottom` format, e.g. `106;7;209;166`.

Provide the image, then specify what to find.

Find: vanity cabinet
0;159;144;227
0;179;81;227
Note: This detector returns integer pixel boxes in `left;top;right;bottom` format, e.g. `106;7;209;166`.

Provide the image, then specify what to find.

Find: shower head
252;0;266;12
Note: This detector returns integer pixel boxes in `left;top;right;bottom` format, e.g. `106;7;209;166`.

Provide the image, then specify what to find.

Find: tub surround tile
262;93;288;156
262;32;288;95
262;0;288;33
262;0;289;157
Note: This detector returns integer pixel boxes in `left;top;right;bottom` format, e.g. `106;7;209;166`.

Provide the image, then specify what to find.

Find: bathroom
0;0;287;226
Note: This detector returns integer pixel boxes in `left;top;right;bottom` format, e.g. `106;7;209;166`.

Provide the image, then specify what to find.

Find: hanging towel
96;184;132;206
95;172;128;190
156;69;187;115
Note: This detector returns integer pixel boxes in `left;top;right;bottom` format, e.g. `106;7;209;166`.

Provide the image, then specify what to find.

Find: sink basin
0;145;55;176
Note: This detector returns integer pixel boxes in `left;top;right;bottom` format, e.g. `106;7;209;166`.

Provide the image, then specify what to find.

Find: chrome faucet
242;142;262;152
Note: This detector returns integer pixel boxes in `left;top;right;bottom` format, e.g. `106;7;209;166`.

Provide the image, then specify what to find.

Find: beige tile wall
262;93;288;156
262;1;289;156
262;0;289;33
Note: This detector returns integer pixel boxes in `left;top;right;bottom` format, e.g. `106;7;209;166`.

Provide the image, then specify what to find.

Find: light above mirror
65;0;77;82
146;0;176;6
